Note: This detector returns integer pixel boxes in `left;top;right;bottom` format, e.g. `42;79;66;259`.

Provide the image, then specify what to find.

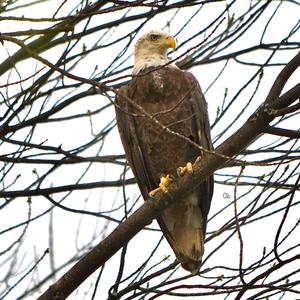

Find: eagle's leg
177;162;193;176
149;174;173;197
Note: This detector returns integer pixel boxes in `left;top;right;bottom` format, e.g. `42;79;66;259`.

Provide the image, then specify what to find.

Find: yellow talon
159;174;172;193
149;174;173;197
177;162;193;176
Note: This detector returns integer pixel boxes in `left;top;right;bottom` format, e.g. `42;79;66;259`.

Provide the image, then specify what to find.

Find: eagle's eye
150;34;160;41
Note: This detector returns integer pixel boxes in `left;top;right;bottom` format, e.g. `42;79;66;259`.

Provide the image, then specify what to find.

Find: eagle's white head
133;30;177;74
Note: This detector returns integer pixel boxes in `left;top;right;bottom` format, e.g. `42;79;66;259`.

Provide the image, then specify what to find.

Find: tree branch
37;51;300;299
0;179;135;199
264;126;300;139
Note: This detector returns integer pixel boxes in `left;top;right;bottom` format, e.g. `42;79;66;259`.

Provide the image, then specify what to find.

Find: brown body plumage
115;31;213;273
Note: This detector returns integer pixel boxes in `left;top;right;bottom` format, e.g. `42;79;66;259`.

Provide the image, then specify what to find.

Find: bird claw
177;162;193;177
149;174;173;197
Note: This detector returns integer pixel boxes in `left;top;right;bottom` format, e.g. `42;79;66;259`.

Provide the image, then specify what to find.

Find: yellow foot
149;174;173;197
177;162;193;176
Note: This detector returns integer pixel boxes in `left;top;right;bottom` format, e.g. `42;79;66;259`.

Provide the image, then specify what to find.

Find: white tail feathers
162;192;205;273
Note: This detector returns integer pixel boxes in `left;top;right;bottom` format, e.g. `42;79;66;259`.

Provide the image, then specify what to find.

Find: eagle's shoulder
128;66;194;100
182;70;207;108
115;84;128;109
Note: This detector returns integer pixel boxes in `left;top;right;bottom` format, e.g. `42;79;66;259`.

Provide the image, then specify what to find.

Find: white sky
0;1;300;299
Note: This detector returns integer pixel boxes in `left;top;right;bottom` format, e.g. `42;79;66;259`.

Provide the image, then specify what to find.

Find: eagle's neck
133;49;177;74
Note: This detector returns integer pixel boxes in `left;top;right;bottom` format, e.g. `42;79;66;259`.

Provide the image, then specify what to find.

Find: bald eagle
115;30;213;274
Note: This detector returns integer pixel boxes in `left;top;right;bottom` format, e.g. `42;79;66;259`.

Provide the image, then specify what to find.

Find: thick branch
38;52;300;299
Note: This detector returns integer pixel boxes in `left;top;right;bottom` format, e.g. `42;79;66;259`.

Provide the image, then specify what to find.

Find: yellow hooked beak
164;36;176;51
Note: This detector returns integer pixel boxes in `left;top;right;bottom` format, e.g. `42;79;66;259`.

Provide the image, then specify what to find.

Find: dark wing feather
115;67;213;271
184;72;214;232
115;85;153;199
